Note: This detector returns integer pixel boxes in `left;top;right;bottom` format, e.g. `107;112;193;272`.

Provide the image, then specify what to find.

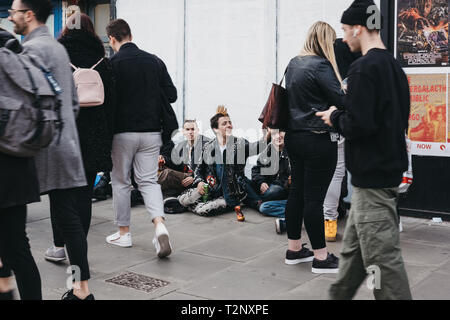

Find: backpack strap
70;63;78;71
17;57;45;144
28;55;64;144
90;58;104;70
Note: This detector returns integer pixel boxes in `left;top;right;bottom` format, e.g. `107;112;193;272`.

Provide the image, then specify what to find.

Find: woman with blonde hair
283;21;344;273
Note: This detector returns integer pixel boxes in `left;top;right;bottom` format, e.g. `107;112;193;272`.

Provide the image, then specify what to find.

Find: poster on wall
397;0;449;67
407;73;450;156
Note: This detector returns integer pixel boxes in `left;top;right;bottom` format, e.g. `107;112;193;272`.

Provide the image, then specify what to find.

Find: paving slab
19;198;450;300
180;268;298;300
400;241;450;267
400;224;450;247
241;247;319;283
86;233;155;275
411;272;450;300
184;233;283;262
128;251;238;284
156;292;208;300
434;259;450;276
271;276;337;300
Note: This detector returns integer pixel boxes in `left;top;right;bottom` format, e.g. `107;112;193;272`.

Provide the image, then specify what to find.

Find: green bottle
202;184;209;203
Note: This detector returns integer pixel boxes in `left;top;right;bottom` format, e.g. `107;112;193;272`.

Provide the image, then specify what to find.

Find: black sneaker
62;289;95;301
0;290;14;301
312;253;339;274
275;218;287;234
285;244;314;265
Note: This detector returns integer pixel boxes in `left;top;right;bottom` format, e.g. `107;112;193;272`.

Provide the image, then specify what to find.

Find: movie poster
408;74;450;156
397;0;449;67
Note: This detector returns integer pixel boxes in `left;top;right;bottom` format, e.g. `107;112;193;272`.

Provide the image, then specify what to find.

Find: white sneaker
106;231;132;247
44;246;67;262
152;223;172;258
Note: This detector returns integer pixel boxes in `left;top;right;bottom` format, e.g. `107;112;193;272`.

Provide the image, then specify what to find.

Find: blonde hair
300;21;343;85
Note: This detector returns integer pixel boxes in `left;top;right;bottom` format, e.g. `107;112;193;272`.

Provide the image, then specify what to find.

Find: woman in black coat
284;22;345;273
0;28;42;300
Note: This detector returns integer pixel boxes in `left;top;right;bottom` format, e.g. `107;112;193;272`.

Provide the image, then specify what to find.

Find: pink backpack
71;58;105;107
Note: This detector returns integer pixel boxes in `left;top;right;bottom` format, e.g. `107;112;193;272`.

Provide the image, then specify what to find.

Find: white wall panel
116;0;382;141
185;0;276;139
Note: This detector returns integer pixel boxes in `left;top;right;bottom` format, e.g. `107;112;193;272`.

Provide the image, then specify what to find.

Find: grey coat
22;26;86;193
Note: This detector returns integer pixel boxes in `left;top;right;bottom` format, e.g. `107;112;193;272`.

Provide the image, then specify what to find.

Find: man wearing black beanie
317;0;412;300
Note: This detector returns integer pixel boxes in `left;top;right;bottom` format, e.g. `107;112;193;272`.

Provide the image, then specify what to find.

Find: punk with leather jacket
251;143;291;192
193;136;263;207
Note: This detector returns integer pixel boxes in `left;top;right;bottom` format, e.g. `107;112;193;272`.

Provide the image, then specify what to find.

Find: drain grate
105;272;170;293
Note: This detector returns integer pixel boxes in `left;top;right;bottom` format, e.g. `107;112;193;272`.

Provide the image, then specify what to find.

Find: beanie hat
341;0;382;29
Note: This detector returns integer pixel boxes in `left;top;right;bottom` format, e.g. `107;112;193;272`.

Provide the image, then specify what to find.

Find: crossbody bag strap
90;57;104;70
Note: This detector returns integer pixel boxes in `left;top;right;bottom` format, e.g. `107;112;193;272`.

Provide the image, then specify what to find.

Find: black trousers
51;172;97;248
285;131;337;250
0;205;42;300
48;174;96;282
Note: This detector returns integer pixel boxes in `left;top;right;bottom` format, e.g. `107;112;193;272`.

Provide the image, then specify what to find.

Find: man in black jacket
158;120;210;198
105;19;176;259
317;0;412;300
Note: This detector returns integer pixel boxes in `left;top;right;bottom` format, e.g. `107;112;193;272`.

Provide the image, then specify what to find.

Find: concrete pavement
19;196;450;300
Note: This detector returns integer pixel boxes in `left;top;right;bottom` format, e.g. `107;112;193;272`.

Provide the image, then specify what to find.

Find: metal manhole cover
105;272;170;293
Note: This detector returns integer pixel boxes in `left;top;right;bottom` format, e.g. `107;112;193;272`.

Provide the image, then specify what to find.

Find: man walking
105;19;176;258
317;0;412;300
7;0;94;300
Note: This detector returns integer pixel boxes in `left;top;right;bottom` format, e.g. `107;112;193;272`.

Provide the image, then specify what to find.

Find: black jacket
161;135;211;172
59;30;116;173
193;137;262;204
252;144;291;191
0;153;40;209
331;48;410;188
334;38;362;79
286;55;345;132
111;43;177;134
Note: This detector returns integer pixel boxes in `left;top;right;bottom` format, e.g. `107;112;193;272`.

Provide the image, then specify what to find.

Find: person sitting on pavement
158;119;210;199
250;129;291;233
178;106;265;217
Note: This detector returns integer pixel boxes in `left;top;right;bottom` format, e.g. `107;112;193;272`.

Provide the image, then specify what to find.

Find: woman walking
284;22;344;273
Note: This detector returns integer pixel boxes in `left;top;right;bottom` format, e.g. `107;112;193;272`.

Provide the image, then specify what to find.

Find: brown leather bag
258;69;288;130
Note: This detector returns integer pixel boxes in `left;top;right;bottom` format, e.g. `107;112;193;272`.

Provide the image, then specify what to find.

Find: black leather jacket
193;136;264;204
161;135;211;172
251;144;291;191
286;55;345;132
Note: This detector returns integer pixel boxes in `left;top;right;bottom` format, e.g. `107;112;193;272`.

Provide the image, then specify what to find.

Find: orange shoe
325;220;337;242
235;206;245;222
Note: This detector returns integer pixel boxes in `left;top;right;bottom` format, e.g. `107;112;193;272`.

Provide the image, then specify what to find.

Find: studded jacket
193;136;264;204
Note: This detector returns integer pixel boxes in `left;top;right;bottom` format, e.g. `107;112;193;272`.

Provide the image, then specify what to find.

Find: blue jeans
261;184;289;202
259;200;287;218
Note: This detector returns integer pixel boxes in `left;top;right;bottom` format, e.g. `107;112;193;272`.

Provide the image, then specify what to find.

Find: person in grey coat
6;0;93;301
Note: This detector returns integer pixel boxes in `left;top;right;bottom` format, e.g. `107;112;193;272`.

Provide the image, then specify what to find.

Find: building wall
116;0;380;139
